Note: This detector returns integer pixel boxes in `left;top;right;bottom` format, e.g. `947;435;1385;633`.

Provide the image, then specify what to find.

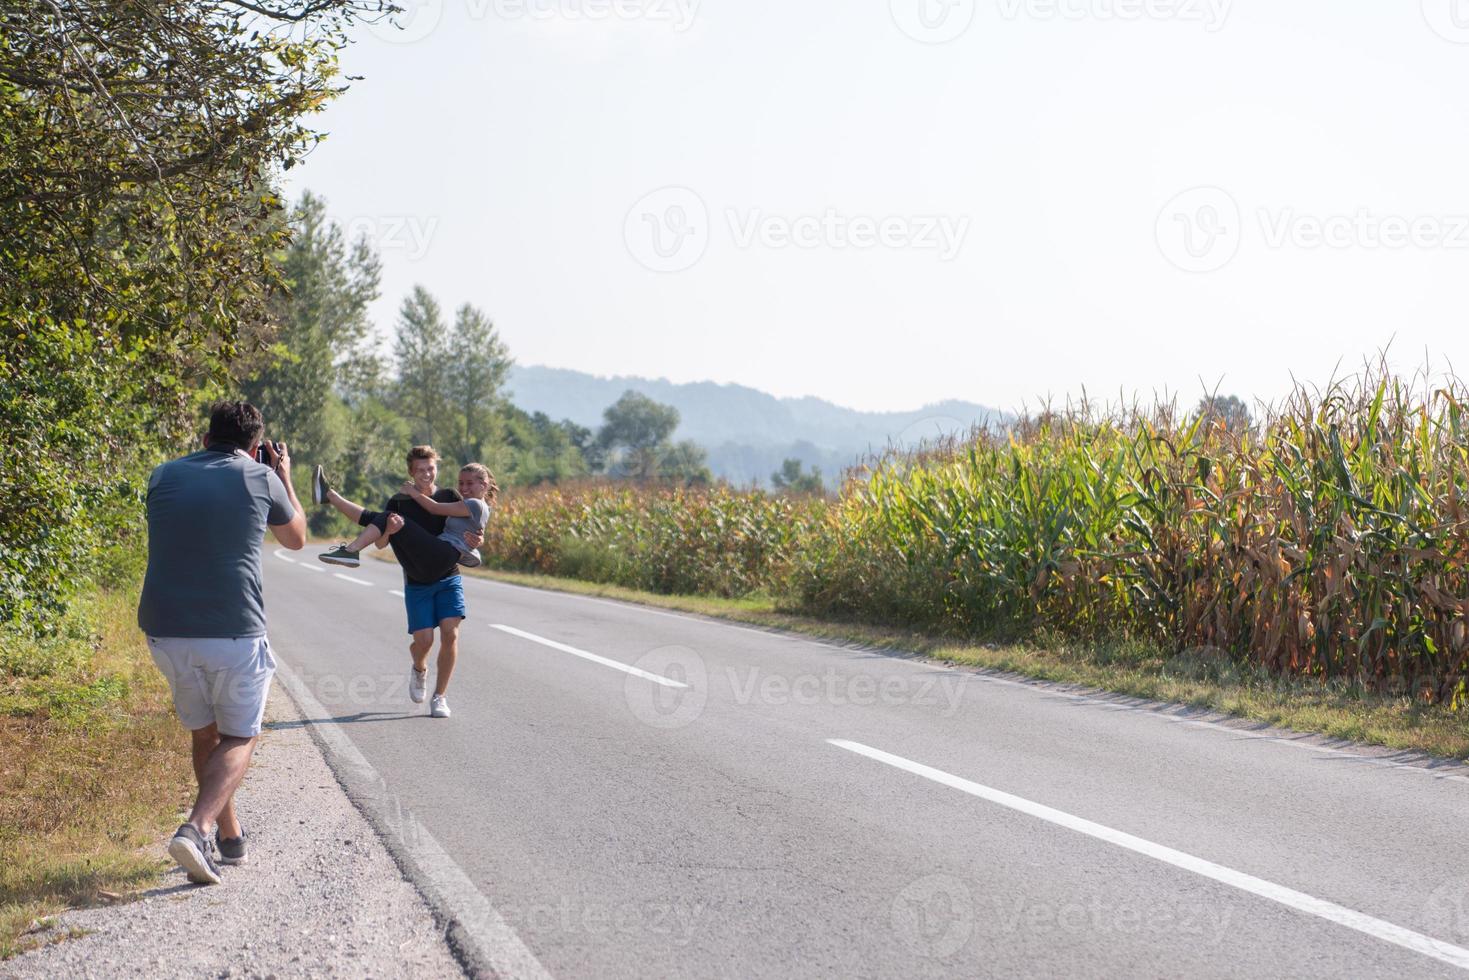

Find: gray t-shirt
440;497;489;557
138;447;295;638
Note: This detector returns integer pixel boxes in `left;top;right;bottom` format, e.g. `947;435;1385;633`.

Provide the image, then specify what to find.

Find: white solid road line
334;573;372;586
829;739;1469;973
490;624;688;689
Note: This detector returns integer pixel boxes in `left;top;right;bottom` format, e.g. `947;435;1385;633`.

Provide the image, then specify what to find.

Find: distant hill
506;365;1007;487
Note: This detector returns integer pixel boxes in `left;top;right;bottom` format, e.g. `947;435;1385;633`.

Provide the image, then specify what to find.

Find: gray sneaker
216;830;248;866
409;668;427;704
319;545;360;567
168;824;222;885
312;465;331;505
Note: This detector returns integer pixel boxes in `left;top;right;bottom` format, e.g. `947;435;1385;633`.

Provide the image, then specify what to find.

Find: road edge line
273;655;552;980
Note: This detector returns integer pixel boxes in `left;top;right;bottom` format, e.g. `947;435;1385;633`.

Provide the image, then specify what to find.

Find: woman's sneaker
168;824;222;885
457;549;482;568
409;668;427;704
431;694;451;718
319;545;360;567
312;465;331;505
216;830;248;866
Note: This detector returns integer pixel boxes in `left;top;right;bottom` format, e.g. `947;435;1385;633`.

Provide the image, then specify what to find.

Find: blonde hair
460;462;500;502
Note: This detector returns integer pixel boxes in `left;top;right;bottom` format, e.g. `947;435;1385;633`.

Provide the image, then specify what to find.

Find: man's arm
399;482;471;517
266;442;307;550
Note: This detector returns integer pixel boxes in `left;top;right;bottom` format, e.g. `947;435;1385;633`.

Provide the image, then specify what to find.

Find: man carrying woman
311;446;498;719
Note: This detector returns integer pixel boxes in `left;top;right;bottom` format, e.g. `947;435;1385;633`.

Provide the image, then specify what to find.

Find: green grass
459;564;1469;761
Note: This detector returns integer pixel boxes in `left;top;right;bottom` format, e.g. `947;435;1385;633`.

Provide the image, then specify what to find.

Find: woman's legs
324;488;366;524
343;523;385;553
370;512;461;583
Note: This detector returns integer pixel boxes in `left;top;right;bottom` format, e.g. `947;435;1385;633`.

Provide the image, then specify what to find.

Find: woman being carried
316;462;497;578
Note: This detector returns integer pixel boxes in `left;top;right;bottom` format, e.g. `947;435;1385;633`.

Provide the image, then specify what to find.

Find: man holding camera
138;401;306;885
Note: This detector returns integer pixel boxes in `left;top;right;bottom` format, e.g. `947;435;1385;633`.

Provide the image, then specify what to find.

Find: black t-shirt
385;488;463;585
386;488;461;535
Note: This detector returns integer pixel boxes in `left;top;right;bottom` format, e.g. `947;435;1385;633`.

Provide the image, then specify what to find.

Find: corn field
484;370;1469;705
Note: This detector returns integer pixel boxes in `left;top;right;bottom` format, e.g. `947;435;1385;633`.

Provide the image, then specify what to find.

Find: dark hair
207;401;264;451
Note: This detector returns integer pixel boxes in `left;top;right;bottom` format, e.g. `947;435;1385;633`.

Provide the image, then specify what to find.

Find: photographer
137;401;306;885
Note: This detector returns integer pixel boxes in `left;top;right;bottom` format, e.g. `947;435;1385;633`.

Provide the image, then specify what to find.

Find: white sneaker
430;694;451;719
409;668;427;704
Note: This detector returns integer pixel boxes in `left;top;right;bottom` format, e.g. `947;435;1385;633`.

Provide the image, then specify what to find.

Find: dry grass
0;585;193;960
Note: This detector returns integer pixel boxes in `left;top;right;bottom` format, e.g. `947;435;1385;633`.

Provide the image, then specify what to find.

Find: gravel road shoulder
3;682;465;979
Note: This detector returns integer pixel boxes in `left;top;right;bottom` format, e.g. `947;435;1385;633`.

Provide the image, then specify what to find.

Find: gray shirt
137;447;295;638
441;497;489;557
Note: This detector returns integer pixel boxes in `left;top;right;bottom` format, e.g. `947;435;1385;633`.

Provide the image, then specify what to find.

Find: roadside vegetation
478;368;1469;756
0;549;192;958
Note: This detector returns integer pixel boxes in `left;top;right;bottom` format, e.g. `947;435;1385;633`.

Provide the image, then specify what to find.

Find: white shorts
146;635;276;737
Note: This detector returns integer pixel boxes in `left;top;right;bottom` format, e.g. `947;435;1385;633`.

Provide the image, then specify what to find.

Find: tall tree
771;458;825;494
597;391;682;480
239;192;382;466
444;303;512;464
393;286;452;446
0;0;379;625
1196;394;1252;433
594;390;709;483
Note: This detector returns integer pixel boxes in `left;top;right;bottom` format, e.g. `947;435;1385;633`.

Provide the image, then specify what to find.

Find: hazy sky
284;0;1469;414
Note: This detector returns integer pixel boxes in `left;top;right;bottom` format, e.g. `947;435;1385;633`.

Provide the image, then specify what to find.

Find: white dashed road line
334;573;372;586
829;738;1469;973
490;624;688;689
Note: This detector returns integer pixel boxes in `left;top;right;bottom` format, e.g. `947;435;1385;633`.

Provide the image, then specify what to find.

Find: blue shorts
403;575;466;634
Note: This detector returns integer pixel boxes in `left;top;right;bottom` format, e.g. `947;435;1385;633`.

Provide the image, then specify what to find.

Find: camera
255;440;283;465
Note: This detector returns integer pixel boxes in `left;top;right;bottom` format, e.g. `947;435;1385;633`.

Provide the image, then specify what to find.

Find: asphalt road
264;549;1469;979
